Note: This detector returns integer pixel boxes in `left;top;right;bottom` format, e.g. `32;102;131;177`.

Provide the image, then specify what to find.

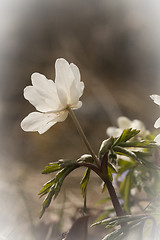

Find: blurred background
1;0;160;239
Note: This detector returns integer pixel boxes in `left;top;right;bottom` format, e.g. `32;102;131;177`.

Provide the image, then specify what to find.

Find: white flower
150;94;160;144
21;58;84;134
106;116;150;138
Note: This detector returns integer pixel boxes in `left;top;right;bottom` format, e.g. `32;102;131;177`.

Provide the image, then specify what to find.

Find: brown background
1;0;160;239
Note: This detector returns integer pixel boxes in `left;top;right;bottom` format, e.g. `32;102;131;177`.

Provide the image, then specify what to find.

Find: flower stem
104;179;124;217
101;153;125;218
67;107;100;167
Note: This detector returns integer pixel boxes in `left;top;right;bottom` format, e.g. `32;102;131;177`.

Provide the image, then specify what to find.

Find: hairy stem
68;107;100;167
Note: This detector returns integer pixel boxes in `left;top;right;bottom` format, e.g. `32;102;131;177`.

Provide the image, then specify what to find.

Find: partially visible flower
150;94;160;144
106;116;150;139
21;58;84;134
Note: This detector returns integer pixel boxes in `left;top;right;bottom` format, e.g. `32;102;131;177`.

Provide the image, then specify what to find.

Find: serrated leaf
92;214;147;227
42;162;61;174
95;214;158;240
113;146;140;163
118;140;156;148
39;178;56;197
102;219;145;240
80;168;91;198
114;129;140;146
40;165;79;218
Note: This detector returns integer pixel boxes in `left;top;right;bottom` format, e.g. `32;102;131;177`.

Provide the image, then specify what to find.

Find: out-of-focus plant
21;58;160;239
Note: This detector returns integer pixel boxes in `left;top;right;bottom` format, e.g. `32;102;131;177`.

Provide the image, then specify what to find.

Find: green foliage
92;214;160;240
39;154;94;218
42;162;61;174
77;154;94;163
97;129;160;225
80;168;91;198
119;172;131;213
113;128;140;146
99;138;113;159
39;165;79;218
39;127;160;240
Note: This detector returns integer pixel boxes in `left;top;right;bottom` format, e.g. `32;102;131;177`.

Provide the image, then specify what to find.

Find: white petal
154;134;160;145
70;63;84;98
55;59;84;108
71;101;82;110
150;94;160;106
79;82;85;97
24;86;53;112
55;58;74;106
117;116;132;129
70;63;81;83
55;58;74;88
154;117;160;129
106;127;122;137
54;87;68;107
21;111;68;134
69;80;81;106
31;72;63;110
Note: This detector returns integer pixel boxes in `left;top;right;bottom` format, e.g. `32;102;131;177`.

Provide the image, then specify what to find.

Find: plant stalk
101;153;125;217
104;179;124;217
68;107;100;167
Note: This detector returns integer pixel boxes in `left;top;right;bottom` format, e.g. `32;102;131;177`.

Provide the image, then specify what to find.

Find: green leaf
113;146;141;163
114;128;140;146
119;173;131;213
77;154;94;163
40;165;79;218
101;227;123;240
42;162;61;174
80;168;91;198
58;159;78;167
108;162;117;173
118;159;136;175
39;178;56;197
94;214;158;240
118;140;156;148
98;138;113;159
92;214;147;227
139;158;160;171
